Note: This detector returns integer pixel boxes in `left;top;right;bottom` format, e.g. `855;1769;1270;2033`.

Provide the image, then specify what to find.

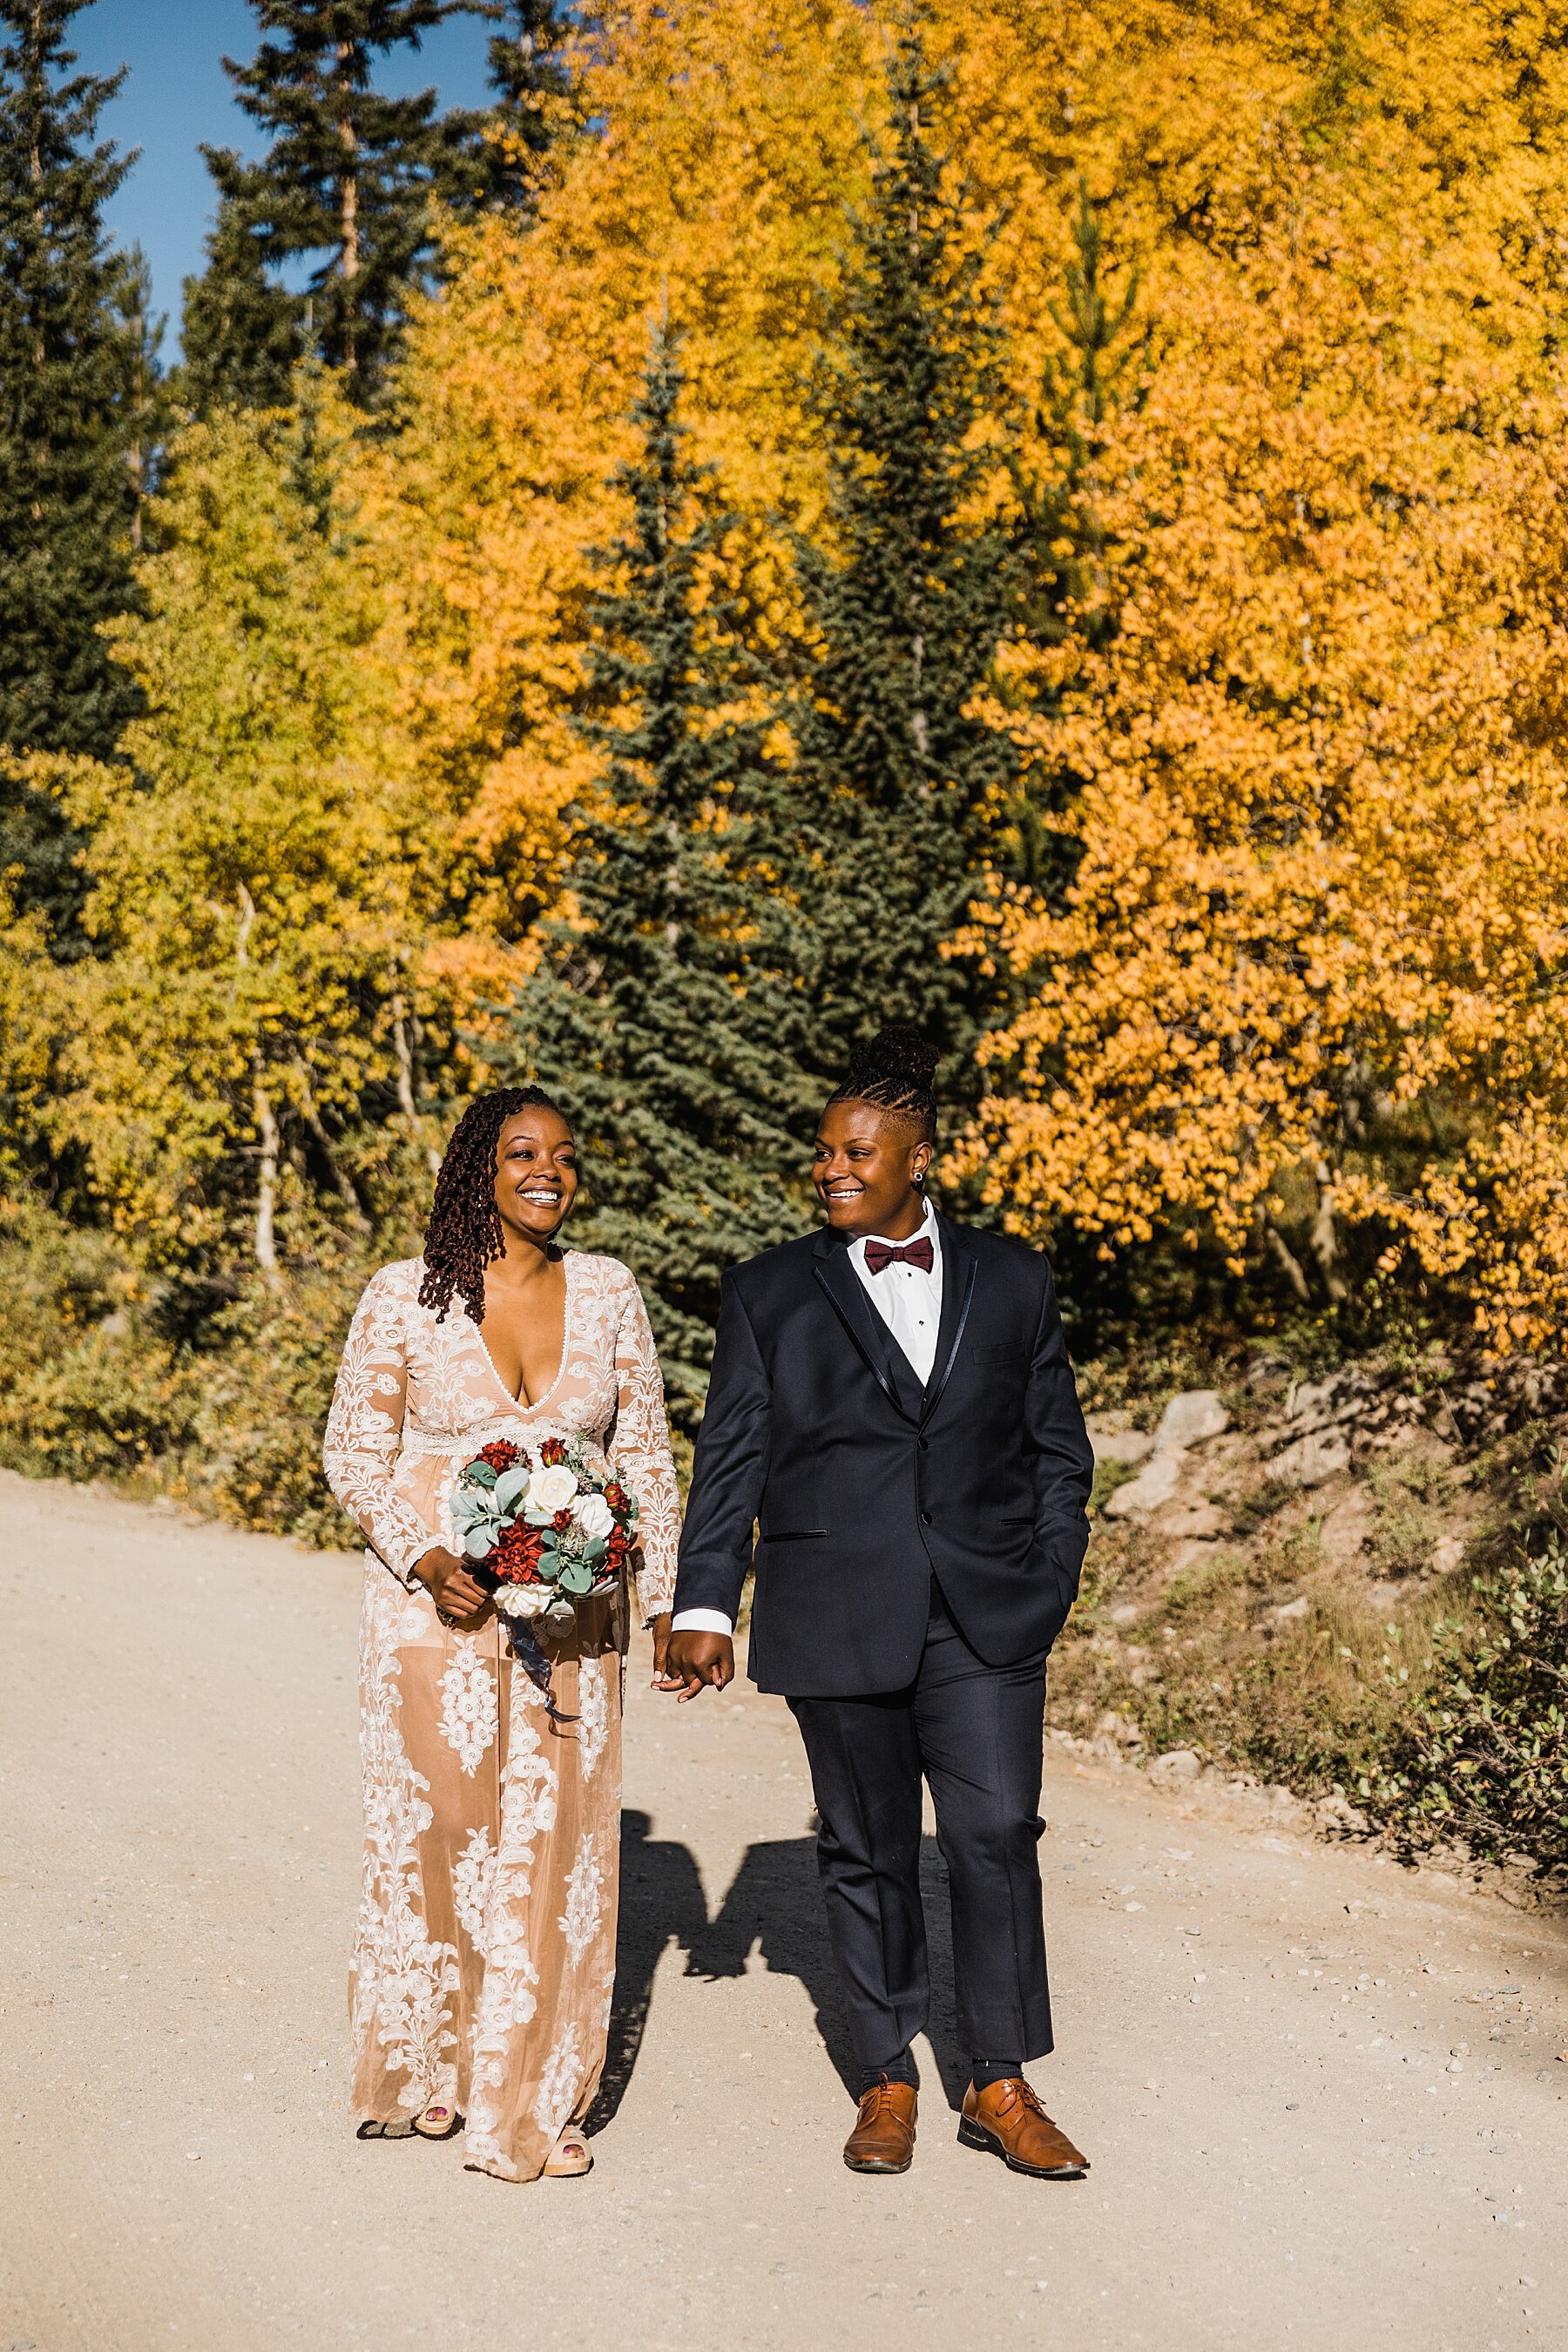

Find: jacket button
920;1510;932;1525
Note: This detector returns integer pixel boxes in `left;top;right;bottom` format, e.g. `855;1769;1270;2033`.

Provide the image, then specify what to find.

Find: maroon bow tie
863;1235;935;1276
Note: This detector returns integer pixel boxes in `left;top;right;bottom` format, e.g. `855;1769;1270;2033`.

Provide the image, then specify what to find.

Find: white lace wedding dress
323;1247;679;2180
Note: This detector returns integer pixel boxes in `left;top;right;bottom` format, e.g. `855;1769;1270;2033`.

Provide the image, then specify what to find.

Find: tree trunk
391;997;418;1123
336;43;360;282
1264;1216;1311;1304
293;1059;368;1228
253;1064;281;1288
1310;1159;1349;1305
392;997;441;1172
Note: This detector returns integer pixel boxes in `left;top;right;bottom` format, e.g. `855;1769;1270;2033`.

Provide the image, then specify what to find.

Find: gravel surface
3;1469;1566;2349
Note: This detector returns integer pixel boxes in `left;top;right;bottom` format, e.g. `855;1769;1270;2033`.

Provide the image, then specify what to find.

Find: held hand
416;1547;491;1625
649;1612;673;1686
659;1626;735;1702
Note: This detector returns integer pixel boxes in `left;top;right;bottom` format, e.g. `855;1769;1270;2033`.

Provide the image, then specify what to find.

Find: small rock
1269;1428;1352;1489
1430;1535;1466;1576
1091;1427;1156;1467
1154;1500;1231;1541
1271;1595;1311;1621
1286;1375;1340;1424
1152;1748;1201;1781
1155;1389;1230;1449
1105;1450;1186;1518
1164;1536;1220;1578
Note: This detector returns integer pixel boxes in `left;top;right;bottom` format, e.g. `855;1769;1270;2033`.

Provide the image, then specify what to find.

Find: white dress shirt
672;1197;943;1639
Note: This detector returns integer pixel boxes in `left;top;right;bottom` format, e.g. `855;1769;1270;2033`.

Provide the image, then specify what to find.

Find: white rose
497;1584;548;1619
525;1463;578;1517
573;1490;613;1540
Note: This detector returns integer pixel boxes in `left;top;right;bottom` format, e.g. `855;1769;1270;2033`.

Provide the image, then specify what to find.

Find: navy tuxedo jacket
672;1213;1095;1698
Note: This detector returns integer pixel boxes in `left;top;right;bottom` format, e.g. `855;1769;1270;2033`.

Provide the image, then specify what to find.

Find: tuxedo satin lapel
921;1216;977;1424
811;1233;918;1423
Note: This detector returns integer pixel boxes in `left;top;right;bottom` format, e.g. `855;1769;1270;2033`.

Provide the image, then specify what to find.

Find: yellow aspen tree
57;398;429;1267
950;40;1568;1343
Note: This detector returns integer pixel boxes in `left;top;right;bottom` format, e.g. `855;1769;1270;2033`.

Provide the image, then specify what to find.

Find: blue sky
71;0;495;349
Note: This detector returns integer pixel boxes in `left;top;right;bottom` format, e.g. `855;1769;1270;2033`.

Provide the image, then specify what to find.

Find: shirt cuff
670;1607;734;1637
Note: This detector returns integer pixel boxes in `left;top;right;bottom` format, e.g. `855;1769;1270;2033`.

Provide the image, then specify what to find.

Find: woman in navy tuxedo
663;1027;1094;2180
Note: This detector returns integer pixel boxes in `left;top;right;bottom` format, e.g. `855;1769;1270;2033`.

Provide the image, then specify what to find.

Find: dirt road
2;1470;1565;2350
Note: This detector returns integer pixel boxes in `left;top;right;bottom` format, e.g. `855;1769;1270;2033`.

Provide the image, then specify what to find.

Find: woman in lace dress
322;1085;679;2182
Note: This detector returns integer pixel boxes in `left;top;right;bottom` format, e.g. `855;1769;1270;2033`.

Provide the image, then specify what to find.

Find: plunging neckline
469;1249;576;1416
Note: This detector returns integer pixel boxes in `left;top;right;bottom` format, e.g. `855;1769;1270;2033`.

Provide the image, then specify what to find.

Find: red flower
539;1436;569;1467
605;1529;629;1565
603;1482;629;1515
551;1508;572;1533
476;1440;522;1473
492;1523;545;1585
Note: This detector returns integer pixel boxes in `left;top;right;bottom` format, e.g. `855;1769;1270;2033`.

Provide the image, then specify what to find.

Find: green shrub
189;1271;366;1543
0;1208;203;1481
1364;1547;1568;1870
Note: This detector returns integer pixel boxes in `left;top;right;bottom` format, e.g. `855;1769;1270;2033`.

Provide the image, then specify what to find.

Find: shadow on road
590;1814;970;2126
586;1808;710;2134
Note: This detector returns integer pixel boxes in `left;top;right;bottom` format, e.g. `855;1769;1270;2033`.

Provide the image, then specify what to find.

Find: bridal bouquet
450;1436;638;1635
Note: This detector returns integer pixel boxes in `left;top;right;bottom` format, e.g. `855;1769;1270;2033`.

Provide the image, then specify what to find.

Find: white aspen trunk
1309;1159;1349;1305
253;1065;281;1287
392;996;442;1172
336;43;359;282
1265;1218;1311;1305
391;996;418;1122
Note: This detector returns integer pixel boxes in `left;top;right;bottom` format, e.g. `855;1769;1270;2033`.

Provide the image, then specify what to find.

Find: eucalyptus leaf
537;1550;561;1583
493;1465;531;1513
583;1536;608;1565
558;1556;593;1597
467;1460;498;1490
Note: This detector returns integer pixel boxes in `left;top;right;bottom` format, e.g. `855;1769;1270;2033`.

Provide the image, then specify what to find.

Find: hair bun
853;1023;939;1088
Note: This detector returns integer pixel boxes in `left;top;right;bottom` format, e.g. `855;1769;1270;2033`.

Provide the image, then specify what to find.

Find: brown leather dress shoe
959;2078;1089;2179
843;2076;918;2173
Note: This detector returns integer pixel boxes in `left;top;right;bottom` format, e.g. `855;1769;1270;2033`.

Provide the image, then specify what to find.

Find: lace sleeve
607;1274;682;1624
322;1267;437;1586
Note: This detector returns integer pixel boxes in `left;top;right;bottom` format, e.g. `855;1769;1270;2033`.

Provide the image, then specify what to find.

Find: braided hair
825;1024;939;1144
418;1085;571;1325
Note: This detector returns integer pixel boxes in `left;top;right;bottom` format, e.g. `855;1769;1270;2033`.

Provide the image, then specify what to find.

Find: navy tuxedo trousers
787;1581;1053;2073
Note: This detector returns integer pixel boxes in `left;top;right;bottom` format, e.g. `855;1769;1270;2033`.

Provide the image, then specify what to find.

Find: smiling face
491;1105;578;1247
812;1099;933;1239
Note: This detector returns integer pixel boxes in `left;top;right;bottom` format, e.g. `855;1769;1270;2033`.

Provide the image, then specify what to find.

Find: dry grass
1057;1417;1512;1798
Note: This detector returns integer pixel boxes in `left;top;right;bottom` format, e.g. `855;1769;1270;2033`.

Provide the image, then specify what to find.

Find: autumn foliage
947;1;1568;1345
6;0;1568;1359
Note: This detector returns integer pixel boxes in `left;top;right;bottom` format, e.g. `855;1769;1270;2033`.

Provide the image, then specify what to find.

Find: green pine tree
466;0;572;212
181;0;502;411
112;246;173;552
1004;179;1141;896
787;14;1017;1095
0;0;146;943
501;327;816;1422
